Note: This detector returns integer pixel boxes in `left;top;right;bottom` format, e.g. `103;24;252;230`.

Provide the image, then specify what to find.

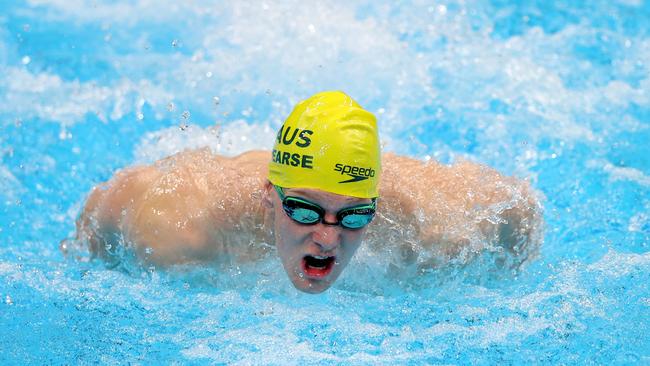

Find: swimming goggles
273;185;376;229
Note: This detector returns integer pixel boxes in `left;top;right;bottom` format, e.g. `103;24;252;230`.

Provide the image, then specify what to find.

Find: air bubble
21;56;31;65
5;295;12;305
206;71;213;78
137;113;144;120
59;130;71;140
172;39;179;48
167;102;175;112
213;96;220;106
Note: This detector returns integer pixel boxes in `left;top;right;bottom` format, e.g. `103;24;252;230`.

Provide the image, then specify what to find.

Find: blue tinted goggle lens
275;186;376;229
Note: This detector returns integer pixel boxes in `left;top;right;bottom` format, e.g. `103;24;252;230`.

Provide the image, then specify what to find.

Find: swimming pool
1;0;648;364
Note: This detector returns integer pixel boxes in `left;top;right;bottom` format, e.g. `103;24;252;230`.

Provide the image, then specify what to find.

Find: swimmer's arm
68;165;159;262
378;154;543;265
450;161;543;263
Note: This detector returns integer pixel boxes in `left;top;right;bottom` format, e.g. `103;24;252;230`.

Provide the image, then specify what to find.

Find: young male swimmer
67;91;543;294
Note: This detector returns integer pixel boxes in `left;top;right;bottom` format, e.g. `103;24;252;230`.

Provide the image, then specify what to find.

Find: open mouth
302;255;335;278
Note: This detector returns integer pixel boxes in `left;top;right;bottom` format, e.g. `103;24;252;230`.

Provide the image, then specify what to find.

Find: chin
291;277;333;294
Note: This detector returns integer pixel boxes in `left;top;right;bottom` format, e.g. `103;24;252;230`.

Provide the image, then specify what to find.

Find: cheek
274;209;305;251
341;230;366;255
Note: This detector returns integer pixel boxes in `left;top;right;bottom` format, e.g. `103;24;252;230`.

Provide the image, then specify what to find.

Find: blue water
1;0;649;364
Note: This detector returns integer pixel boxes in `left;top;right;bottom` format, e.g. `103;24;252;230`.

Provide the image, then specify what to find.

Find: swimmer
65;91;543;293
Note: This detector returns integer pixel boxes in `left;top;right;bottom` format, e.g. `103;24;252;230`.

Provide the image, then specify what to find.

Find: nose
312;221;341;252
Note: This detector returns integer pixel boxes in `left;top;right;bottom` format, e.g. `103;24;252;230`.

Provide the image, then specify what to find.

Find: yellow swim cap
268;91;381;198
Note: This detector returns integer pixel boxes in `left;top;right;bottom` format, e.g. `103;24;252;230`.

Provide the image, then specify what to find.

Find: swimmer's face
265;184;371;294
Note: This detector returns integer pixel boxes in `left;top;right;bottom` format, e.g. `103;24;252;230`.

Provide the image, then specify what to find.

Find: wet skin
67;149;544;294
264;183;371;293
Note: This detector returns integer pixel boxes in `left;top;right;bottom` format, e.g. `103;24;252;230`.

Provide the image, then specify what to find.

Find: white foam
588;250;650;277
25;0;193;23
628;212;649;232
588;159;650;187
0;164;24;200
0;67;173;126
3;1;647;164
133;121;275;163
616;0;644;6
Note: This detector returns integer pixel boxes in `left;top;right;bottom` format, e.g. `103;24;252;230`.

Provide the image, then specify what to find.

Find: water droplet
209;124;221;136
213;96;220;106
167;102;175;112
308;24;316;33
21;56;31;65
145;247;153;255
179;123;188;131
182;110;190;120
205;71;213;78
171;39;179;48
5;295;13;305
137;113;144;120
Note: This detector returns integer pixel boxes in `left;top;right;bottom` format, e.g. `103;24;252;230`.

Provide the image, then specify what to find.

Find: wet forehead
284;187;371;211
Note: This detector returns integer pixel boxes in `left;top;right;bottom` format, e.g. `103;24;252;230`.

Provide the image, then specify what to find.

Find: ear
262;180;274;208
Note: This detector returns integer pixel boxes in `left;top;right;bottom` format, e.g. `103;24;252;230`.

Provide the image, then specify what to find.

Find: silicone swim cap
268;91;381;198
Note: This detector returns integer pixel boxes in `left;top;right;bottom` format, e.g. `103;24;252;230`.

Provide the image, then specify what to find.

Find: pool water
1;0;649;364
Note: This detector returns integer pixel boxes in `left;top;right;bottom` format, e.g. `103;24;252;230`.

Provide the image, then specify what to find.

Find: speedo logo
334;163;375;183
